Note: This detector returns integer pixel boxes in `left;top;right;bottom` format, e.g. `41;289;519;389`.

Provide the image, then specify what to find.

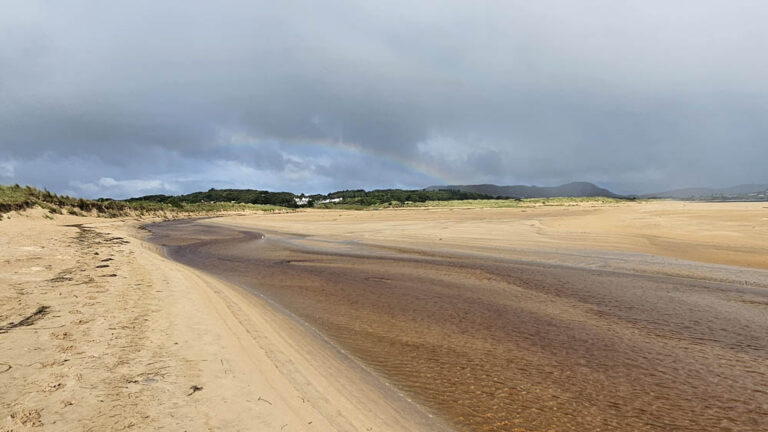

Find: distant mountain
425;182;620;199
641;184;768;200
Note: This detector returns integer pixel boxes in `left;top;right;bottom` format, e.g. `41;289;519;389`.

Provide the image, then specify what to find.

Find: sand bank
206;200;768;270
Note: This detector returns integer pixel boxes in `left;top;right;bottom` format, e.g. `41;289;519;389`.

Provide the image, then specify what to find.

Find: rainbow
294;137;460;186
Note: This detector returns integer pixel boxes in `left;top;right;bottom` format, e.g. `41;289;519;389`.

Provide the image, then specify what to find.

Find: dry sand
2;200;767;431
207;200;768;271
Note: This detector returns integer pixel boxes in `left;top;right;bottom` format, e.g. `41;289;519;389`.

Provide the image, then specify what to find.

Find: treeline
315;188;495;206
126;188;298;208
2;185;500;218
129;187;496;208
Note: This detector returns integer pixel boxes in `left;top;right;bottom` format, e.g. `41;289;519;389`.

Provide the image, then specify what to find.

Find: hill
425;182;620;199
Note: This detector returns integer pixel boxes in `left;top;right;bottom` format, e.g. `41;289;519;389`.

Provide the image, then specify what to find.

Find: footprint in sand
42;382;63;392
50;331;72;341
11;408;42;427
40;359;67;368
56;344;75;353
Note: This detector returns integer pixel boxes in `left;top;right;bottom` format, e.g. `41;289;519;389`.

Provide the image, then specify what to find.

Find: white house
320;197;343;204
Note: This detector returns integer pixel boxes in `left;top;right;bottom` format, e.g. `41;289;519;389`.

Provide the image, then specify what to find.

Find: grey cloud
1;0;767;196
313;153;435;190
0;160;14;178
1;143;435;199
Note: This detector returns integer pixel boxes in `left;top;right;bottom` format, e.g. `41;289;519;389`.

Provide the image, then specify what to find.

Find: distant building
320;197;343;204
294;197;310;206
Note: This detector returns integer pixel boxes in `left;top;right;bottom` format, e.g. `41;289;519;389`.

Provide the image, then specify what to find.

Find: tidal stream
147;219;768;432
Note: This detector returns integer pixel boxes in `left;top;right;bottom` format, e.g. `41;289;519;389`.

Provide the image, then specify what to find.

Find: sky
1;1;767;198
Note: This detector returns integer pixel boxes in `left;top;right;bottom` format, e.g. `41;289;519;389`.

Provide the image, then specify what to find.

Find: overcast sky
1;1;767;198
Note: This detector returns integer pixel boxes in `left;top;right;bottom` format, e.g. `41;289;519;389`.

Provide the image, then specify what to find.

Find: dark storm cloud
1;0;767;196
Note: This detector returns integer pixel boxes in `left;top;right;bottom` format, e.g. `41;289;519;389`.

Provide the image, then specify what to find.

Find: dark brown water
147;219;768;432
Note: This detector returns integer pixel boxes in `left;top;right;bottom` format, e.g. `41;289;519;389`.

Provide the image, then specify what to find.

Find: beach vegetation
0;184;290;217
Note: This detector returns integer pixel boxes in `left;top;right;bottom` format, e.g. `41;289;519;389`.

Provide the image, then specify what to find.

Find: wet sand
147;208;768;432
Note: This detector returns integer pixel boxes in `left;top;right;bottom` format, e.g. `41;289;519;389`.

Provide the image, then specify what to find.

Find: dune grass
0;184;287;217
0;184;88;214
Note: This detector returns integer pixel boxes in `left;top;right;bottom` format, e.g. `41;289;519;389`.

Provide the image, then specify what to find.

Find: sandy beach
3;200;768;431
0;209;442;431
6;1;768;430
